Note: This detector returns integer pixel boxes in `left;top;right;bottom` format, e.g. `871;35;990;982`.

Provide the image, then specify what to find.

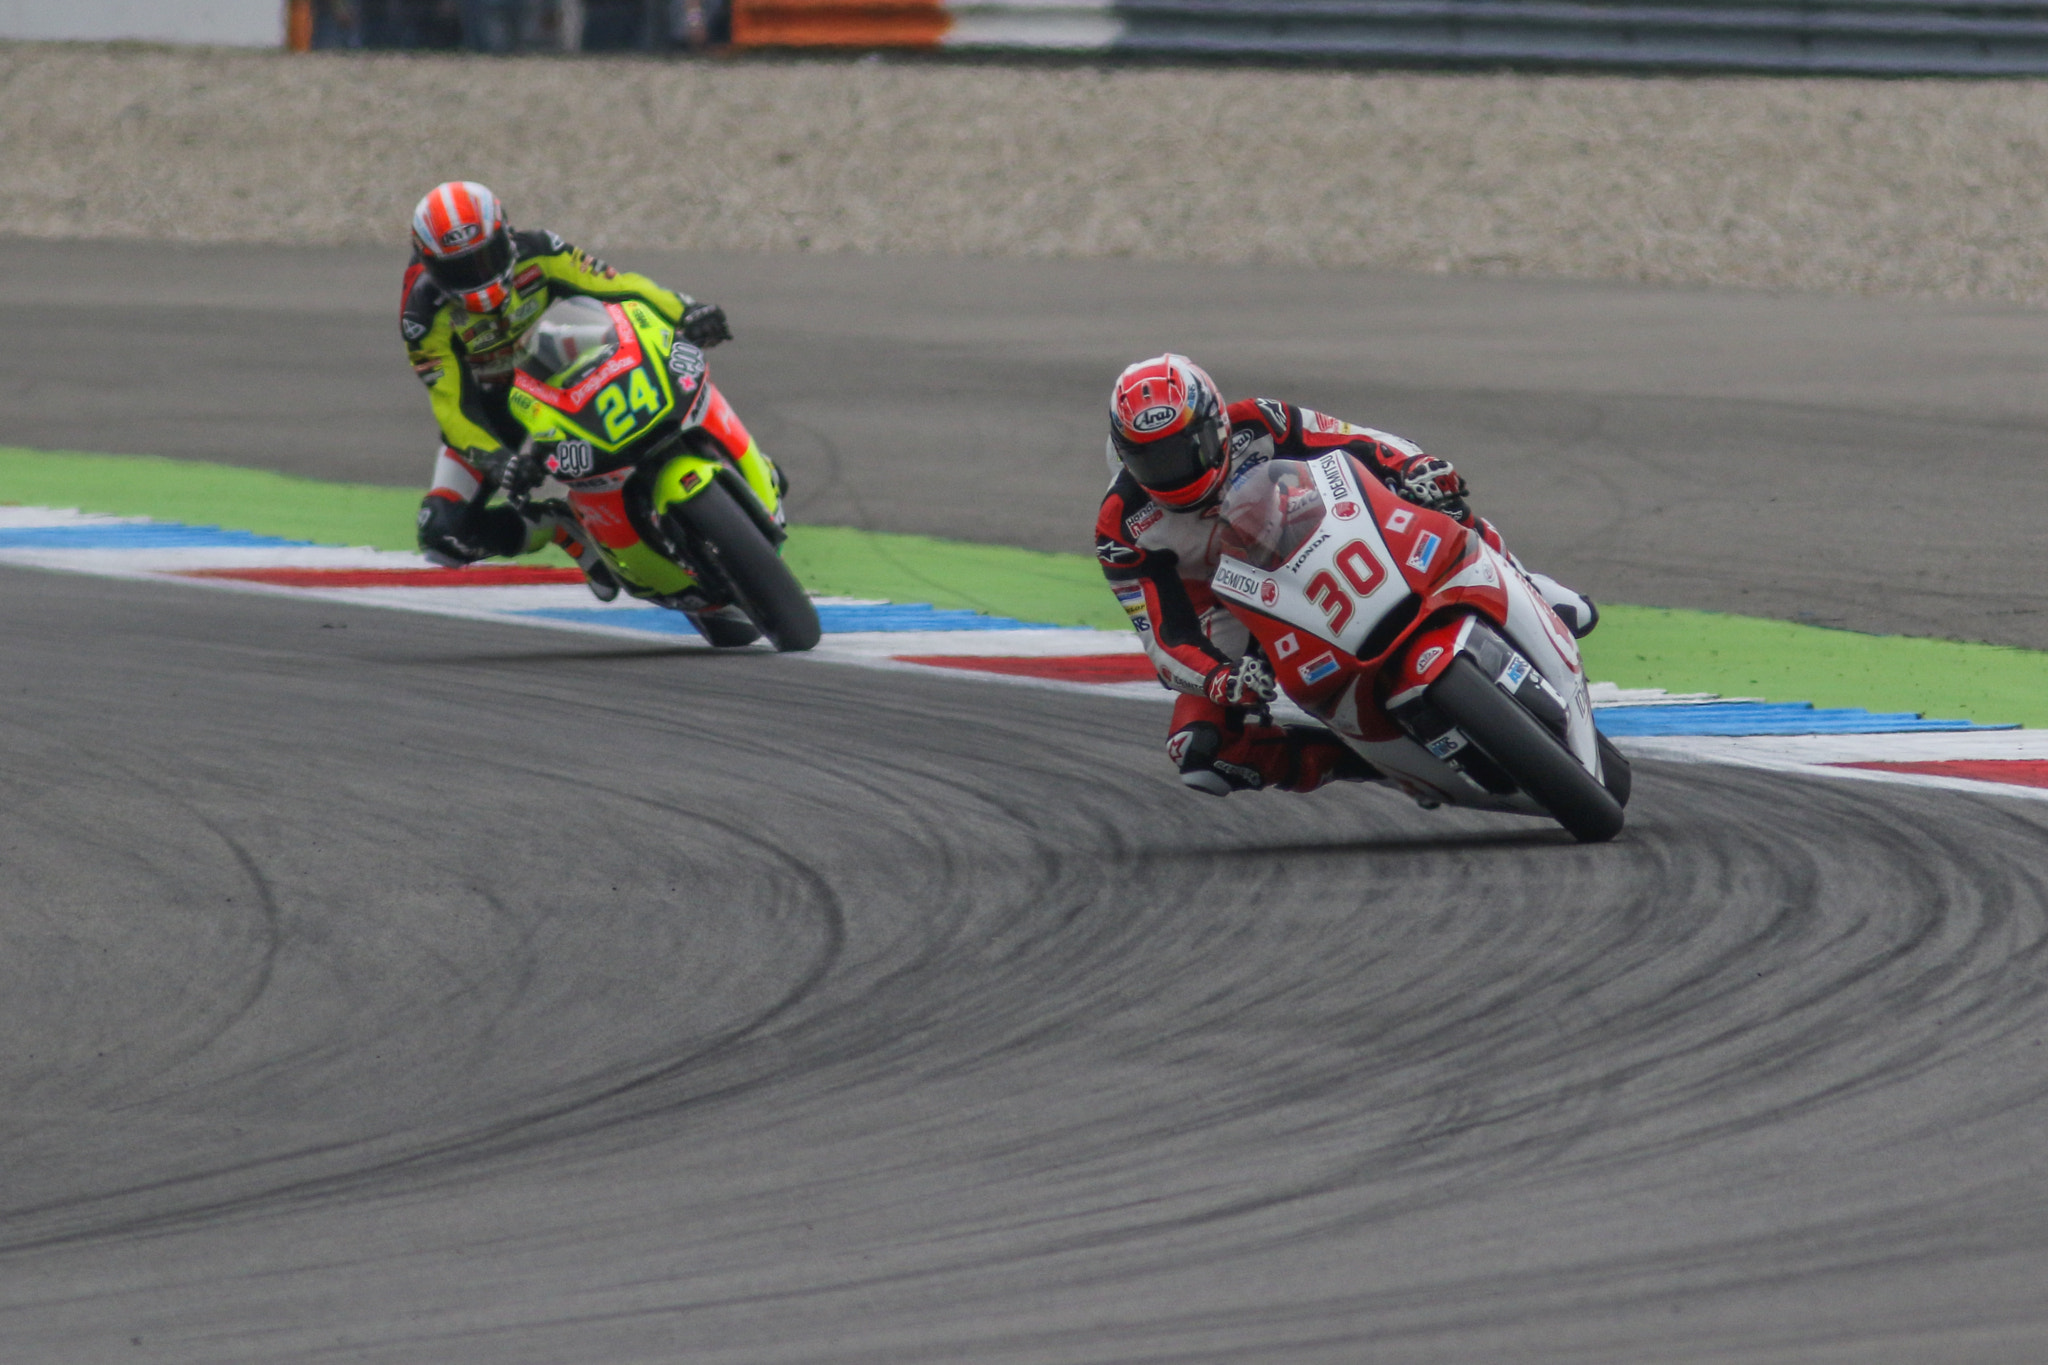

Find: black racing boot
1169;721;1264;797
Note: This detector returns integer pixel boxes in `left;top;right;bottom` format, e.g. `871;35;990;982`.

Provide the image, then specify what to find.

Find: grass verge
1583;605;2048;729
3;446;2039;723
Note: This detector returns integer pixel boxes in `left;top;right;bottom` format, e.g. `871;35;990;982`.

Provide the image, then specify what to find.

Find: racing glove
494;447;544;501
1206;656;1278;709
680;302;732;348
1394;455;1471;519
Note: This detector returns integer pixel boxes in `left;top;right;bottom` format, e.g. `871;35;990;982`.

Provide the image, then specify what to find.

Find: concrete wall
0;1;283;46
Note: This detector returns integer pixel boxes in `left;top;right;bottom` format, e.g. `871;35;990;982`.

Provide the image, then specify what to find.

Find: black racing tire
1597;731;1632;808
1430;656;1625;843
664;485;821;653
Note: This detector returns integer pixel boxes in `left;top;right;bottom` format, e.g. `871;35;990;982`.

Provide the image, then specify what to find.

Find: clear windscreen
1217;460;1327;571
515;296;620;389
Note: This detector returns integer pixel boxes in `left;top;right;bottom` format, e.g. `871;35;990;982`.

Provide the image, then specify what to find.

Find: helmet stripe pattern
411;181;504;261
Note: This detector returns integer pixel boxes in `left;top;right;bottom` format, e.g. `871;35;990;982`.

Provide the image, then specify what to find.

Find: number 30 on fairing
1302;541;1386;635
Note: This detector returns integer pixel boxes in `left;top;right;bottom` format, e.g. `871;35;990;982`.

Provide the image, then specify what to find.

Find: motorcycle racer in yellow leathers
401;180;745;579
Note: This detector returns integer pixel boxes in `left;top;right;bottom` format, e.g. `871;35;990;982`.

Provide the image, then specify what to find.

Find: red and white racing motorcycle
1211;452;1629;842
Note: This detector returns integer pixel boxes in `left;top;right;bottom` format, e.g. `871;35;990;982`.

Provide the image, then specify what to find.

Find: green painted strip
0;446;422;552
2;446;2038;725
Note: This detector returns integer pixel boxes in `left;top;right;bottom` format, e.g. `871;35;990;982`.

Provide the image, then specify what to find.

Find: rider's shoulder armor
515;227;622;284
1096;470;1153;570
1231;397;1295;444
513;227;566;258
1097;468;1222;579
400;258;447;348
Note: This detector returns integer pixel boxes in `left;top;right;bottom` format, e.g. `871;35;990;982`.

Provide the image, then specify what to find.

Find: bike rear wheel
1430;656;1624;843
664;485;821;653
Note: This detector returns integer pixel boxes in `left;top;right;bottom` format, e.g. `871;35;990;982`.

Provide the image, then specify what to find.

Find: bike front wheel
1430;656;1624;843
664;485;821;653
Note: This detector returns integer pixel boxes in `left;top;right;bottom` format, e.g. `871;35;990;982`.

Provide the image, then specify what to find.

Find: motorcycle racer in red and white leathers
402;180;753;591
1097;353;1598;798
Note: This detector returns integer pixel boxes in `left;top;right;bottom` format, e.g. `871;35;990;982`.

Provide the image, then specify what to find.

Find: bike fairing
1097;396;1586;796
1206;453;1624;839
1098;397;1500;698
504;299;788;591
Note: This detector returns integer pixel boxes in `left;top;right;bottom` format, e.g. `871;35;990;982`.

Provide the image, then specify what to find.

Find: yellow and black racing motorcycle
502;295;820;652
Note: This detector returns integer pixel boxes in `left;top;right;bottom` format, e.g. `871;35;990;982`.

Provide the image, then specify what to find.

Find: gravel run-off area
6;44;2048;301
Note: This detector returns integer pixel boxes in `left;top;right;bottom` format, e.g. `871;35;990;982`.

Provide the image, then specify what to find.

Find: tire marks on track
5;570;2048;1363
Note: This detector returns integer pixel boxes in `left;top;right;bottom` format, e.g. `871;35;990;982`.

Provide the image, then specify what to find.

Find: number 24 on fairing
594;367;664;441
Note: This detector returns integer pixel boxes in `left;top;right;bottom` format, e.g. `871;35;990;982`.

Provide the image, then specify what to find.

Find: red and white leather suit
1097;398;1562;795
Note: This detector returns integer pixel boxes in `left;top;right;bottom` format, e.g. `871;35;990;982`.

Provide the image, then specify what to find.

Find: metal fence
304;0;2048;70
306;0;729;49
1100;0;2048;73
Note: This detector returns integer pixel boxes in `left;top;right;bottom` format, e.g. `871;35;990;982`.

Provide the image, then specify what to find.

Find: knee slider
416;495;528;565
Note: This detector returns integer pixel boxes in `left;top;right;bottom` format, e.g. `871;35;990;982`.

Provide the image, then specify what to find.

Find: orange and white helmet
1109;354;1231;508
410;181;517;313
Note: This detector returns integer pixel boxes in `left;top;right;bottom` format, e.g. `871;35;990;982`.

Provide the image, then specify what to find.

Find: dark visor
1116;420;1223;492
425;232;515;293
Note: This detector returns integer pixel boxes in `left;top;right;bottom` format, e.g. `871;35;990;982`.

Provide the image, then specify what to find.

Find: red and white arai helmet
1109;354;1231;509
410;181;517;314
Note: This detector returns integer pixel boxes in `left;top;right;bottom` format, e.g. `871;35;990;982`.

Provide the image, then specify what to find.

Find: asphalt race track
5;242;2048;1362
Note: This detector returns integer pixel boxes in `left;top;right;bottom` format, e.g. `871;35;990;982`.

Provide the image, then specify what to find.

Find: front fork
1387;620;1572;792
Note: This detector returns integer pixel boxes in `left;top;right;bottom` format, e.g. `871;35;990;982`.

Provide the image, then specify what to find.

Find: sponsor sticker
546;439;596;478
1259;580;1279;606
1131;404;1179;433
1499;655;1532;689
1287;529;1331;570
439;222;482;249
513;265;544;291
1318;453;1353;503
1226;451;1270;488
401;317;428;342
681;470;702;491
1274;633;1301;660
1384;508;1413;533
668;341;706;381
1166;729;1193;765
1212;559;1264;600
1127;504;1163;536
1332;500;1360;521
1406;532;1441;572
1414;645;1445;676
1255;398;1289;434
1299;651;1341;685
562;348;639;409
1427;728;1468;759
